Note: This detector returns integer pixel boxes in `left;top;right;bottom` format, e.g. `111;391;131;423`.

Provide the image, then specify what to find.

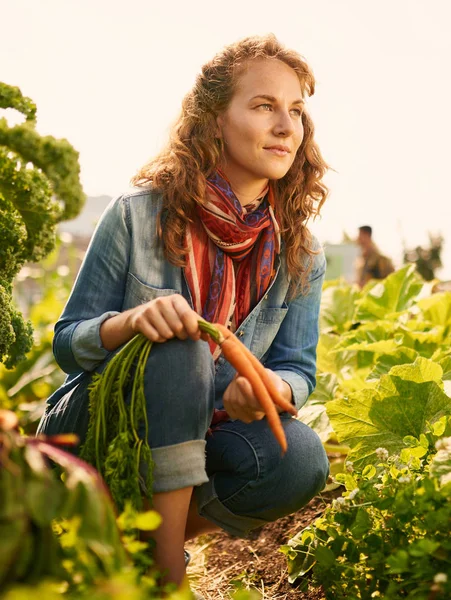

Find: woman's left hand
223;368;292;424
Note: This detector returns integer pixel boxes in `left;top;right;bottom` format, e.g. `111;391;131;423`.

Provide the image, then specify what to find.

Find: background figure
355;225;394;288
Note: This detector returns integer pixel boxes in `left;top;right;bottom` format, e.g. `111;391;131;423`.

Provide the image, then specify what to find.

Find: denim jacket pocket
250;306;288;359
123;272;180;310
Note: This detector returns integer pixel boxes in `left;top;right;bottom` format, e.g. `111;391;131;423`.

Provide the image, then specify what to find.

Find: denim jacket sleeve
263;245;326;411
53;195;131;373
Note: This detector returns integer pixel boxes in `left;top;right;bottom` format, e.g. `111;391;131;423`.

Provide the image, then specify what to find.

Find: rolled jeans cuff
151;440;209;493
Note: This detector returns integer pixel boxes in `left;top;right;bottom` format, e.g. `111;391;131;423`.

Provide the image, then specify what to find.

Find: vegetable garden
2;82;451;599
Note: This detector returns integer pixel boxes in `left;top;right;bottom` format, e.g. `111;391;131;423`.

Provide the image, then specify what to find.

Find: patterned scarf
185;170;281;358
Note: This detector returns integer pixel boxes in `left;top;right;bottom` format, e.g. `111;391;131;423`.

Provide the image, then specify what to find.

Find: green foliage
0;82;85;368
80;335;155;512
0;412;183;599
0;238;76;431
327;357;451;467
299;266;451;443
289;267;451;598
282;423;451;599
0;415;127;591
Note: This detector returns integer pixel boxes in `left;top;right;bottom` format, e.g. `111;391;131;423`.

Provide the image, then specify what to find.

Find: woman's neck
218;167;269;206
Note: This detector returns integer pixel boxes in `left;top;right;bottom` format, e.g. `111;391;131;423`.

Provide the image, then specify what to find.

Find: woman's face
216;58;305;189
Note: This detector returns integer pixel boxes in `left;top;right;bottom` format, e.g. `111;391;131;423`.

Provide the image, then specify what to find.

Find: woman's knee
212;418;329;521
142;337;215;446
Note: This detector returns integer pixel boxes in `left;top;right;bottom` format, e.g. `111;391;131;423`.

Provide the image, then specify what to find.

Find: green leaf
417;292;451;327
388;357;443;384
297;402;334;443
387;549;410;574
320;282;360;333
408;538;440;557
280;526;317;583
355;265;423;321
350;509;372;539
439;356;451;381
308;372;339;403
432;417;447;437
362;465;377;479
367;347;418;382
327;358;451;467
314;544;336;568
316;333;356;375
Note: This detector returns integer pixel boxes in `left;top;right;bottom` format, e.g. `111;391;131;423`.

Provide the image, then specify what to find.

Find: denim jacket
49;189;326;412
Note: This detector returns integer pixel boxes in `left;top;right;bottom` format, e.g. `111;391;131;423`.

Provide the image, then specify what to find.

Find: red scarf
184;170;280;358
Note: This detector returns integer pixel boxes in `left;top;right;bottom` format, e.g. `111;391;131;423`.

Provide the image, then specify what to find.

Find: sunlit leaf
327;358;451;467
355;265;424;321
367;347;419;382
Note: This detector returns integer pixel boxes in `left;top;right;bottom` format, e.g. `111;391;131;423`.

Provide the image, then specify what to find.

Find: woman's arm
53;195;204;373
263;245;326;411
53;196;131;373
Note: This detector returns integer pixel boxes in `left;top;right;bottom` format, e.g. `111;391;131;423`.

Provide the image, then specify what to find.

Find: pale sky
2;0;451;277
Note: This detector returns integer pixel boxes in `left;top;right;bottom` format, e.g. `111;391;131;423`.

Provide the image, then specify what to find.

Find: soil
186;490;339;600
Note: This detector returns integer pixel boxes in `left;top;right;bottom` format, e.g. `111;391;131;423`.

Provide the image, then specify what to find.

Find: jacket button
238;331;244;337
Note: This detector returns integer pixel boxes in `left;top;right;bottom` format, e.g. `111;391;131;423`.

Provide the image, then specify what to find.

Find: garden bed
186;490;339;599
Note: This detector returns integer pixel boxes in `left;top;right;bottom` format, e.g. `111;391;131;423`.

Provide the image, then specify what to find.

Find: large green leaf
298;402;335;442
327;358;451;467
320;282;360;333
417;292;451;327
309;372;339;403
334;321;397;350
439;356;451;381
354;265;424;321
317;333;357;376
367;347;419;382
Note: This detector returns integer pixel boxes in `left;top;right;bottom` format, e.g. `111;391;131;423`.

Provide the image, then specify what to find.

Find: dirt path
186;491;337;599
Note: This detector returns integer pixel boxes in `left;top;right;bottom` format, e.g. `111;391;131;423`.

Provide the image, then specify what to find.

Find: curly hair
131;33;329;293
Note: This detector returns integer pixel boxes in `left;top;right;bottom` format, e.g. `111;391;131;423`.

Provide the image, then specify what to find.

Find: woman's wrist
100;310;136;352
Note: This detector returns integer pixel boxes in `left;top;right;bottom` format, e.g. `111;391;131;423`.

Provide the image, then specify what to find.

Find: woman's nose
273;110;295;137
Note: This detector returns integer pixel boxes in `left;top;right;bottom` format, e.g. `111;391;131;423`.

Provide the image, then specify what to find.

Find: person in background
356;225;394;288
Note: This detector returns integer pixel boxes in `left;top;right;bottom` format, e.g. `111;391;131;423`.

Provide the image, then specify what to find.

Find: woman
37;34;330;588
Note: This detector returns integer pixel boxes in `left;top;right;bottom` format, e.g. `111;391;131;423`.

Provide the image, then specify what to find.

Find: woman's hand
223;368;292;424
128;294;206;343
100;294;207;351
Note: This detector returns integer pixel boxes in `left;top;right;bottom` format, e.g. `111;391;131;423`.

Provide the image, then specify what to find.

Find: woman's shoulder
117;185;163;207
107;186;164;221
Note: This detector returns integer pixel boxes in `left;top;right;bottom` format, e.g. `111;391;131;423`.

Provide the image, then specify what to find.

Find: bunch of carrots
80;320;296;510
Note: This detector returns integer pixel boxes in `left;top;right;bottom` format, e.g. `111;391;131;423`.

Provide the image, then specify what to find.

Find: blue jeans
37;338;329;537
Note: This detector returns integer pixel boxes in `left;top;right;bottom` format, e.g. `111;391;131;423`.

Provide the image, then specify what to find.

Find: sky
2;0;451;277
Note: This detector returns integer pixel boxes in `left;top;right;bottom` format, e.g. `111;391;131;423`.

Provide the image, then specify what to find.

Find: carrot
214;324;288;454
233;342;297;416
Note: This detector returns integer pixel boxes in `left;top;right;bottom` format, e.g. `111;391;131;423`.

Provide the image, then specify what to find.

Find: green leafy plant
0;409;180;599
0;409;126;591
299;266;451;446
0;82;85;368
281;417;451;599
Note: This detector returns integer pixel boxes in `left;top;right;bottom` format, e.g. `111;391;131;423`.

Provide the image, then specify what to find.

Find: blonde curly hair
132;33;329;293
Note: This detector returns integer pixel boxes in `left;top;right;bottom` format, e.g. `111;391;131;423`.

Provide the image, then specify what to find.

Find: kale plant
0;82;85;367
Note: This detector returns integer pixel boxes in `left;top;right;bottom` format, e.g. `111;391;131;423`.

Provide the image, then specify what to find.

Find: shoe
184;549;191;567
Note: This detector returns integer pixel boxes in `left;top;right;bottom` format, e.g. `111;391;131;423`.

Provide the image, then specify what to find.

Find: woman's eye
290;108;303;117
259;103;273;111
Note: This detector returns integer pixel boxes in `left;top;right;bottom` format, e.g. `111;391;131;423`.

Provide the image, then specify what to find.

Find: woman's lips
263;146;290;157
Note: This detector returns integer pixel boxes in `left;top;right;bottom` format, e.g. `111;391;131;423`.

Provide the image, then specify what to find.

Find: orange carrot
214;324;288;453
234;342;297;416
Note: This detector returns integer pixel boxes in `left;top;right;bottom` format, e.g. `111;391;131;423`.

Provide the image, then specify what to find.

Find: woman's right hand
127;294;205;343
